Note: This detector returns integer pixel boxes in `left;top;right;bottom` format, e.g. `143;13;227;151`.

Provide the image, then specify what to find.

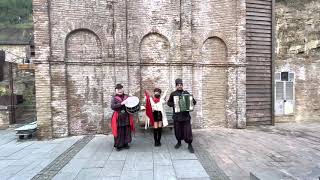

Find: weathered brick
33;0;247;138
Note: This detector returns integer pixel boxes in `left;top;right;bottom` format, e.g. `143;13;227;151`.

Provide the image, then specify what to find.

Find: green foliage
0;0;32;26
0;86;9;96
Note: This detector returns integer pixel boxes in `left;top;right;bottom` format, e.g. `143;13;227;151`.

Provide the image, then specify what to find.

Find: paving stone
100;177;120;180
52;172;78;180
74;168;102;180
120;170;153;180
9;161;43;180
154;165;176;180
177;178;211;180
0;165;26;179
153;152;172;166
108;150;128;161
100;160;125;177
169;146;198;160
123;152;153;171
173;160;209;179
59;159;88;173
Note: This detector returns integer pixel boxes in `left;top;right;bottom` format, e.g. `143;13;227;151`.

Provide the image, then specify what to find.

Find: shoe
123;144;130;149
155;141;160;147
188;144;194;153
174;142;181;149
116;147;121;151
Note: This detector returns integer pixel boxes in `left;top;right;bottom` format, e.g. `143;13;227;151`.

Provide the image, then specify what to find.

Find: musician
146;88;168;146
167;78;196;153
110;84;135;151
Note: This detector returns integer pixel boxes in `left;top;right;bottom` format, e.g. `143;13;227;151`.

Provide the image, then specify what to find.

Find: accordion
173;94;194;113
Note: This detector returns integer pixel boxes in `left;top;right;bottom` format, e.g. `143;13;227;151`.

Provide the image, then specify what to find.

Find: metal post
9;63;15;124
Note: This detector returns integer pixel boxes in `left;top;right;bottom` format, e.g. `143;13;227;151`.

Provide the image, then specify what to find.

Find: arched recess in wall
65;29;104;135
139;33;171;96
201;36;228;127
65;29;102;62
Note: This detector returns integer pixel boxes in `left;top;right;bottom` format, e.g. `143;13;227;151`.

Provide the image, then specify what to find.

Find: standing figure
167;78;196;153
110;84;135;151
146;88;168;146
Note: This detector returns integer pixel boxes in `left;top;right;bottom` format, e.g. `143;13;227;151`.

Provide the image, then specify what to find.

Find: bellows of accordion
173;94;194;113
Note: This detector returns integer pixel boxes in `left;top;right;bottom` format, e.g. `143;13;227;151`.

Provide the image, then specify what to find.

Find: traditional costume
167;78;196;153
145;88;168;146
111;84;135;151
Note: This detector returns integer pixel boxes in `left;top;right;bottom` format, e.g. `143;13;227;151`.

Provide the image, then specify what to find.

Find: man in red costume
111;84;135;151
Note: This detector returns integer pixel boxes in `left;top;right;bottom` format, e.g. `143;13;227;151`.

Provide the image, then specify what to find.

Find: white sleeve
149;97;155;107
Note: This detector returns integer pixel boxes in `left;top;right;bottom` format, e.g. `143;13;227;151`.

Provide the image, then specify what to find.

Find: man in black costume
167;78;196;153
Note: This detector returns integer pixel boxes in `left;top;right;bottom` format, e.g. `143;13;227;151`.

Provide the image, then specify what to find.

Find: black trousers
174;120;193;144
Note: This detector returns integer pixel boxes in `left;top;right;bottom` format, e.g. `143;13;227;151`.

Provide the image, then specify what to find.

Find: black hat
175;78;183;85
154;88;162;93
115;83;123;89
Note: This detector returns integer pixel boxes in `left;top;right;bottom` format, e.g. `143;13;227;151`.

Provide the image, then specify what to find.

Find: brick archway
65;29;104;135
201;37;228;127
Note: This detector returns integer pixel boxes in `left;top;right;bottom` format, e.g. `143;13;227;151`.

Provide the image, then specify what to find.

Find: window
281;72;288;81
275;72;295;116
30;45;35;57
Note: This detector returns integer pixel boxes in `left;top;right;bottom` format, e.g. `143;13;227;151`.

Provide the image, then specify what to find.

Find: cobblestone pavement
193;122;320;180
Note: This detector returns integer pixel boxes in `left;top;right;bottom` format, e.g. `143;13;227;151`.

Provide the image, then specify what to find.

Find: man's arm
111;97;122;110
192;97;197;105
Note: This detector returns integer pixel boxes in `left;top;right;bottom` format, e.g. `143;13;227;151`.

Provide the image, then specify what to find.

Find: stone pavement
193;122;320;180
0;129;81;180
52;131;210;180
0;128;210;180
2;122;320;180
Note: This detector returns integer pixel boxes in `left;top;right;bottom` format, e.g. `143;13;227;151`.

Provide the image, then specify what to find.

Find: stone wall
275;0;320;122
33;0;247;138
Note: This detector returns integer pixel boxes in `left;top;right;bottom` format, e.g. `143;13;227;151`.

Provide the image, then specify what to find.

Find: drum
173;94;194;113
125;96;140;114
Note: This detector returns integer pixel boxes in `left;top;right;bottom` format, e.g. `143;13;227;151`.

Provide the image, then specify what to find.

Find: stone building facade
33;0;275;139
275;0;320;122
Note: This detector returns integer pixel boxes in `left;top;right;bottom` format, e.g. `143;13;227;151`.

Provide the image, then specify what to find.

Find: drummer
167;78;196;153
110;84;135;151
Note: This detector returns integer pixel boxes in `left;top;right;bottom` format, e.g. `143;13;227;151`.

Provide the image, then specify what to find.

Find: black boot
123;144;130;149
154;128;158;146
158;127;162;146
188;143;194;153
174;140;181;149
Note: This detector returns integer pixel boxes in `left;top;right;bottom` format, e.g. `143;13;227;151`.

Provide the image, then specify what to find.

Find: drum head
125;96;139;108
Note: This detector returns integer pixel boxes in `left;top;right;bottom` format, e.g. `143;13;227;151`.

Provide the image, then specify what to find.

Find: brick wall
33;0;247;138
